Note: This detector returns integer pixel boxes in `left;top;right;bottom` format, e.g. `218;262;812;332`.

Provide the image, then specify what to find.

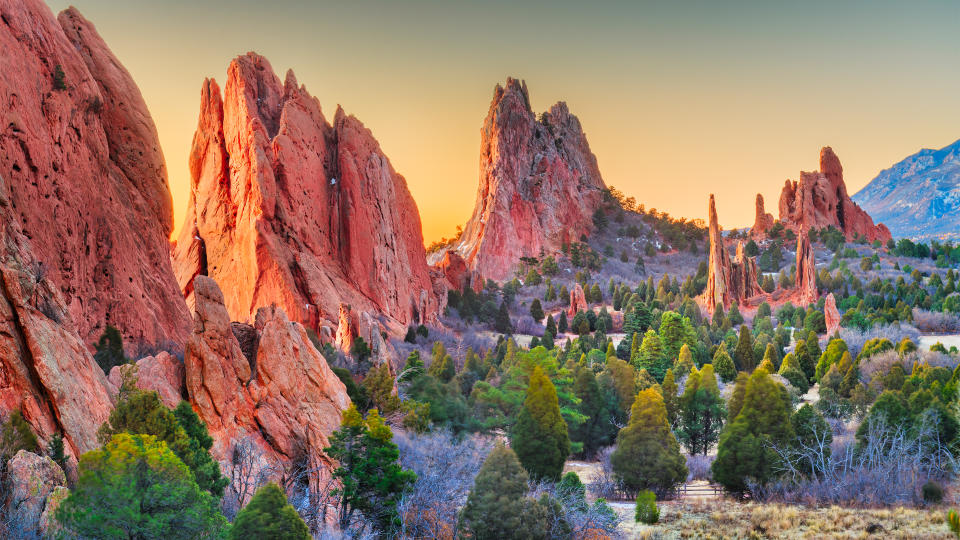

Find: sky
46;0;960;243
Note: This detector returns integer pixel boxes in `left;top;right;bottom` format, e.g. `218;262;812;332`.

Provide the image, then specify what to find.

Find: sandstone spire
172;53;445;335
701;195;762;314
442;78;607;281
752;193;774;237
795;232;818;306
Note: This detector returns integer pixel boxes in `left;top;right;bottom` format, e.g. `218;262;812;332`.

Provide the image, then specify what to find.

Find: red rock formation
184;276;350;490
701;195;763;314
434;250;483;293
752;194;775;238
108;352;185;409
795;233;818;306
0;0;191;351
5;450;65;534
172;53;443;337
777;148;891;243
824;293;841;335
568;283;589;317
446;78;607;281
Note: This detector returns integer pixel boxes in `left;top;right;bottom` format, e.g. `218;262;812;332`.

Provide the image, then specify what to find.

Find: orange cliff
171;53;446;339
433;78;607;283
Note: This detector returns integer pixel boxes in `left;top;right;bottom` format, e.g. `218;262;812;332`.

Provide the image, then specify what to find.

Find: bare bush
758;411;957;507
686;454;714;482
860;349;960;385
221;436;279;521
589;446;630;501
912;309;960;333
395;430;492;539
836;323;920;359
514;315;542;336
528;480;621;539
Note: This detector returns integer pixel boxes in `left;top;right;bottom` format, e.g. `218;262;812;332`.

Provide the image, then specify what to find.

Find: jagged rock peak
172;52;445;335
701;195;762;314
752;193;774;238
775;147;891;243
443;78;607;281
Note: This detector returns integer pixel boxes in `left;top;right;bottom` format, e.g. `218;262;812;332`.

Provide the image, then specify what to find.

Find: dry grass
617;499;953;539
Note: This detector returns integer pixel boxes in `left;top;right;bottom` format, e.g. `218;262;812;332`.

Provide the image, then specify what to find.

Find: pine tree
1;410;39;461
530;299;545;322
794;340;815;383
762;343;780;371
457;444;548;540
726;371;749;422
777;352;809;392
734;325;755;372
545;314;557;337
677;365;725;455
712;368;794;495
610;388;687;495
713;344;736;383
636;330;669;383
495;301;513;334
229;483;310;539
673;344;695;380
46;432;68;472
558;311;569;334
511;366;571;480
571;367;614;457
661;369;679;428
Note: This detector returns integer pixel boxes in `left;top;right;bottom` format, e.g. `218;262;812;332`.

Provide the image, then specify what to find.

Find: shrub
611;388;687;496
510;366;570;480
230;483;309;539
634;490;659;524
923;480;944;504
0;410;39;461
52;64;66;90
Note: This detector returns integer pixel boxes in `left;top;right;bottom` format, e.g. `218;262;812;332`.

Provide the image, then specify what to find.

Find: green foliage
363;363;401;414
333;367;370;410
510;366;571;481
99;390;227;497
634;490;659;524
791;404;831;475
230;483;309;539
94;325;129;375
570;367;616;457
529;298;545;322
677;365;725;455
712;368;794;495
52;64;67;90
325;405;416;534
46;432;68;471
1;410;39;461
922;480;944;504
949;509;960;538
428;342;456;383
611;388;687;495
636;329;669;383
815;338;849;382
734;325;755;372
713;344;736;383
457;443;549;540
55;433;227;539
661;369;679;428
495;301;514;334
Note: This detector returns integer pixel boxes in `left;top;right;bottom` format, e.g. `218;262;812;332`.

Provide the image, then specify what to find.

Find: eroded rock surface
701;195;762;314
795;233;818;306
172;53;443;337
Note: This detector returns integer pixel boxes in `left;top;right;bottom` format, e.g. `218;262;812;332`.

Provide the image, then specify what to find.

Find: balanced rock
443;78;607;281
172;53;444;337
0;0;191;351
777;148;891;243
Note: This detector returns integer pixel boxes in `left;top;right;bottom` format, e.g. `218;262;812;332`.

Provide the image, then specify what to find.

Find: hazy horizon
46;0;960;242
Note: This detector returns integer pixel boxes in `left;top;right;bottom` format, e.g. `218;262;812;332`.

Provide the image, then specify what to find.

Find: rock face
776;148;891;243
434;250;483;293
852;138;960;241
4;450;66;534
443;78;607;281
108;352;185;409
752;194;775;238
172;53;443;337
0;0;191;351
701;195;762;314
795;233;818;306
184;276;350;490
824;293;841;335
568;283;588;317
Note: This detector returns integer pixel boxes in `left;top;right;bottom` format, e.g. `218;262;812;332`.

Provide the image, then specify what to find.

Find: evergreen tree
673;344;695;380
677;365;725;455
46;432;68;472
230;483;310;539
815;338;848;382
777;352;809;392
325;405;417;534
172;401;229;497
429;342;456;382
712;368;794;495
791;404;831;475
457;444;548;540
571;367;615;457
56;433;227;538
762;343;780;371
511;366;571;480
713;343;737;383
558;311;569;334
94;325;129;375
726;371;750;422
661;369;679;428
658;311;697;364
364;363;402;413
734;325;755;372
794;340;816;383
636;329;669;383
530;299;545;322
495;301;513;334
610;388;687;496
545;314;558;337
0;410;39;461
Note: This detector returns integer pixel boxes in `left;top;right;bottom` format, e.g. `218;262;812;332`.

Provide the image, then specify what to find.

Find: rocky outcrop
795;233;818;306
435;250;483;293
3;450;65;534
107;352;185;409
172;53;443;338
184;276;349;490
824;293;841;336
568;283;588;317
0;0;191;351
701;195;762;314
442;78;607;281
752;194;775;238
776;148;891;243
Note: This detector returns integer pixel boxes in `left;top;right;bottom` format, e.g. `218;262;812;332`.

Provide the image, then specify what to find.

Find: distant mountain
852;139;960;241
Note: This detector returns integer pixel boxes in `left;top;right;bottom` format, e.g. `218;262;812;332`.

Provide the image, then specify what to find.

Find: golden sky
47;0;960;243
